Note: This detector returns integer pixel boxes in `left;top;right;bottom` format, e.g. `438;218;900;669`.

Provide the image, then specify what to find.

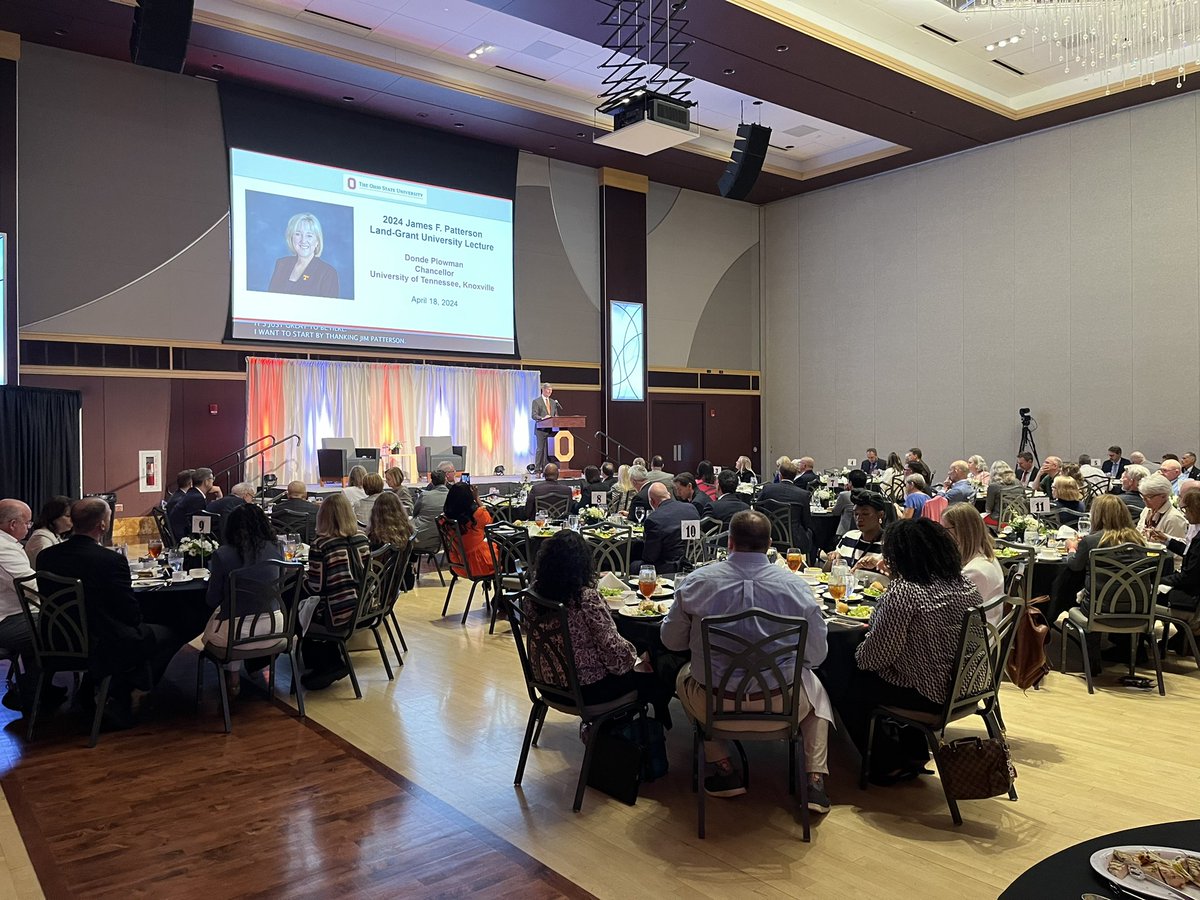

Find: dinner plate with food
822;590;862;603
830;603;874;624
1090;846;1200;898
618;599;673;619
599;586;633;609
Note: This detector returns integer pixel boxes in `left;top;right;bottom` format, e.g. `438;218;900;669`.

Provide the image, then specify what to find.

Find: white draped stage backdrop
245;357;542;484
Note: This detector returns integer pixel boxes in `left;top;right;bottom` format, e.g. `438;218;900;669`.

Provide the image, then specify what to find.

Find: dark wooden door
650;400;705;474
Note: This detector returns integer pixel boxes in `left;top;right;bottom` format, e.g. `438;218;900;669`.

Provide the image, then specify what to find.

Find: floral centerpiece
581;505;606;522
813;487;835;506
1006;513;1052;539
177;535;218;569
735;482;755;495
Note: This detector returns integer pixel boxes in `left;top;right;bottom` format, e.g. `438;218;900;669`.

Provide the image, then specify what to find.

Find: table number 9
192;515;213;534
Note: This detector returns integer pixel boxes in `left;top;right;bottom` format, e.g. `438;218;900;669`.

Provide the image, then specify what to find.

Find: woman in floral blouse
838;518;983;784
525;530;659;708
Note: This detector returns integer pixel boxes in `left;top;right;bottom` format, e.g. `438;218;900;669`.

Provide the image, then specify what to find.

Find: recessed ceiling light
986;44;995;51
723;68;736;75
986;35;1020;52
342;96;354;102
576;132;585;137
454;123;465;128
776;44;788;52
548;145;557;150
211;63;224;71
54;28;67;36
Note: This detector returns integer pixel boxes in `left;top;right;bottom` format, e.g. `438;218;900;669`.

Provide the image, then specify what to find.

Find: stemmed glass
638;565;657;599
147;538;163;560
786;547;803;572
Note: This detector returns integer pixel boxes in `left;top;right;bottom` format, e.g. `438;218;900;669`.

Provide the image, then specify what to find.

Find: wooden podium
541;415;586;477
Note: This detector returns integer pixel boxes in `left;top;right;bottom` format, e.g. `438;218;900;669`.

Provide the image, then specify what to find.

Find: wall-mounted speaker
130;0;195;74
717;123;771;201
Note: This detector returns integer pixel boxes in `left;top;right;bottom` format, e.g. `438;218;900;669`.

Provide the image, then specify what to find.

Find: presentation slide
229;149;515;354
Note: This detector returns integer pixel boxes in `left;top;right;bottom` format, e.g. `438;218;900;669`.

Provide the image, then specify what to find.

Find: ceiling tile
303;0;392;29
397;0;490;30
461;9;551;48
371;13;458;51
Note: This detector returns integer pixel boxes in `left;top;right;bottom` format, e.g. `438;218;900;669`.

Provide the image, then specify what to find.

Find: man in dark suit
599;462;618;493
38;498;181;727
860;449;883;476
625;465;652;522
757;459;814;559
672;472;713;518
1182;451;1200;481
576;465;605;511
794;457;820;491
271;480;319;543
637;483;700;574
524;463;574;519
530;383;561;472
164;470;194;521
904;449;932;486
204;481;256;541
710;470;751;526
1102;446;1131;479
1015;451;1039;487
169;466;212;541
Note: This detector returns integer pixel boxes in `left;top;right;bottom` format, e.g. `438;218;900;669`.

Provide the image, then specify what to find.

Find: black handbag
934;736;1016;800
585;713;669;805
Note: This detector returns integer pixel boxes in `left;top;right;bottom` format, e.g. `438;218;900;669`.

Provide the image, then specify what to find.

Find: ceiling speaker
130;0;195;73
717;123;771;201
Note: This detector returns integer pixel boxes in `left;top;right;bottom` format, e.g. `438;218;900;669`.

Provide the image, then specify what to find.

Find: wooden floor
1;567;1199;898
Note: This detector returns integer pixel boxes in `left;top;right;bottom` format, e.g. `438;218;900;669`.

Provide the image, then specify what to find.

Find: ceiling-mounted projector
594;89;699;155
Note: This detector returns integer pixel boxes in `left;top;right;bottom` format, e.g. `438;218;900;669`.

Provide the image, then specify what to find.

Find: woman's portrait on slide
245;191;355;300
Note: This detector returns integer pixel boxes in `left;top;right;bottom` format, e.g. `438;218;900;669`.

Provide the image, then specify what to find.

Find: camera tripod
1019;416;1040;469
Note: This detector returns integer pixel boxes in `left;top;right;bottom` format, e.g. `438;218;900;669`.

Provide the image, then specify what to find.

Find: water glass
567;514;580;531
1023;529;1039;546
167;551;184;574
115;543;128;559
1076;515;1092;536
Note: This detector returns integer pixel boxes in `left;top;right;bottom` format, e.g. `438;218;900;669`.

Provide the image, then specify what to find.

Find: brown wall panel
547;388;604;470
700;394;761;474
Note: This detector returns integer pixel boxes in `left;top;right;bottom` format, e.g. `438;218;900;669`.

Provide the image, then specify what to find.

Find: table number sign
192;515;213;535
591;491;607;506
1090;458;1101;468
847;459;857;468
1029;495;1050;515
681;520;701;540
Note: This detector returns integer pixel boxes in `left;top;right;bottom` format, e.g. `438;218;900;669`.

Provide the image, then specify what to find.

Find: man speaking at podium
531;382;561;472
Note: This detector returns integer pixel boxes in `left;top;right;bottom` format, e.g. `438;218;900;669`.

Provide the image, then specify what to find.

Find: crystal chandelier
936;0;1200;93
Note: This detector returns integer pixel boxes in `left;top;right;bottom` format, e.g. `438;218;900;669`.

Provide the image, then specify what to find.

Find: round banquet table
809;511;841;554
999;819;1200;898
135;577;212;642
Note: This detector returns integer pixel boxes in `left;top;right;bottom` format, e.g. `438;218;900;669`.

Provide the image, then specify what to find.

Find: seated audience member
794;456;819;491
646;456;675;490
610;465;637;516
0;500;54;713
39;498;181;726
1183;451;1200;481
1160;458;1185;495
966;455;990;487
772;456;792;484
437;461;458;486
599;462;618;492
672;472;712;518
660;510;832;811
758;459;815;555
1064;495;1144;607
524;463;573;519
577;465;605;509
710;470;751;526
1078;454;1105;480
410;469;450;553
1051;475;1085;513
1163;453;1181;462
1060;461;1084;490
202;504;286;697
271;481;319;543
835;518;983;783
164;470;194;519
525;530;664;710
905;448;932;486
735;455;758;485
1136;473;1188;544
638;483;700;574
342;465;368;506
367;491;412;554
206;481;256;540
861;448;883;476
942;504;1004;625
877;452;905;496
696;461;720;501
441;483;495;578
1148;487;1200;649
1129;450;1147;466
829;469;869;536
1032;457;1062;495
828;491;887;571
1116;465;1149;514
24;496;72;567
1103;446;1130;478
1014;451;1038;487
901;475;929;520
938;461;974;505
169;467;210;540
301;493;370;690
354;473;386;526
383;466;414;514
624;465;652;522
983;461;1026;527
631;457;647;469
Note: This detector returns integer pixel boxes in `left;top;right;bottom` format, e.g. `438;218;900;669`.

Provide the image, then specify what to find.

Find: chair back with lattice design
508;588;586;710
378;541;413;612
683;516;723;568
1085;543;1164;629
1082;474;1110;509
486;522;534;599
437;516;489;579
14;573;91;672
880;479;905;505
482;498;516;524
534;495;571;520
698;608;808;736
939;608;1001;726
151;507;177;549
581;522;632;577
752;499;793;549
994;540;1035;603
996;491;1029;526
213;559;303;664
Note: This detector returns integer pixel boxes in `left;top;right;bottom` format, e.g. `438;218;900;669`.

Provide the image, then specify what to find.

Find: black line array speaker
717;123;771;201
130;0;195;73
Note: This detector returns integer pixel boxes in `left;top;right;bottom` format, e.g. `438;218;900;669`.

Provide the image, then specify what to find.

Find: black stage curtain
0;386;82;505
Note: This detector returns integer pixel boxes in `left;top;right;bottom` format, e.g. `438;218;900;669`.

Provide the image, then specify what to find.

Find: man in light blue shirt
938;460;974;505
660;510;833;813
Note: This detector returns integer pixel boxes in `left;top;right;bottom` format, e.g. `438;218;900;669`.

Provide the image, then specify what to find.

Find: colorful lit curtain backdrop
246;357;542;482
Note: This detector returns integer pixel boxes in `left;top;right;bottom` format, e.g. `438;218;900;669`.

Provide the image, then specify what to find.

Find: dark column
599;167;648;465
0;35;17;385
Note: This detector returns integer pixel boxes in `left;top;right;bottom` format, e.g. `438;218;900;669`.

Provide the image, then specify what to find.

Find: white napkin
1056;525;1077;539
597;571;626;590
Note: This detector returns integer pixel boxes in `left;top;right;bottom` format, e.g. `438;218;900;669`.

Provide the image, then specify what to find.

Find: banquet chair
485;522;534;634
349;544;410;679
1082;474;1111;509
1156;604;1200;671
860;607;1014;825
534;496;571;520
304;549;379;700
920;495;948;522
377;541;413;664
683;517;723;572
1060;543;1166;695
693;608;812;840
978;595;1024;729
996;494;1029;529
271;507;316;545
581;522;633;579
13;573;109;747
508;588;645;813
437;517;494;625
995;540;1036;605
151;507;177;549
196;559;305;732
1034;508;1063;530
752;499;794;551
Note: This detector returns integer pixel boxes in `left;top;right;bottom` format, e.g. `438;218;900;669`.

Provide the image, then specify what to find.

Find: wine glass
147;538;163;560
786;547;803;572
633;506;646;525
638;565;657;599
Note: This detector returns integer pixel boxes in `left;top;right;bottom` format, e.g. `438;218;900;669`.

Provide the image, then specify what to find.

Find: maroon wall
20;374;246;515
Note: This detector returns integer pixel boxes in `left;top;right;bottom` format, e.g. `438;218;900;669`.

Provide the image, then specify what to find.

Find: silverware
1128;864;1193;900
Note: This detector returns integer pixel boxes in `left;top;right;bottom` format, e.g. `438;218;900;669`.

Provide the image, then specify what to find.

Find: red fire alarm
709;408;716;417
209;404;219;416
